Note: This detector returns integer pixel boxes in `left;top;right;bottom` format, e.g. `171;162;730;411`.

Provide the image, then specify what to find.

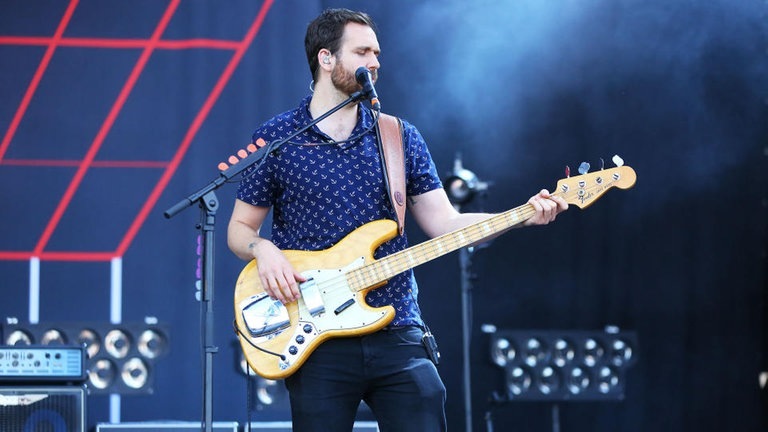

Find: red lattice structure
0;0;274;263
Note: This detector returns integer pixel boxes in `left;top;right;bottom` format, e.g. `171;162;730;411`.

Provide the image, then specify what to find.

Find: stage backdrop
1;1;766;431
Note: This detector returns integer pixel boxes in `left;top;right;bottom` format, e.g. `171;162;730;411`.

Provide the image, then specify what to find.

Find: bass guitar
234;158;636;379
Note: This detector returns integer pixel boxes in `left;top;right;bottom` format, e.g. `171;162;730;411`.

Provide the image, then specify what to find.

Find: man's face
330;22;380;95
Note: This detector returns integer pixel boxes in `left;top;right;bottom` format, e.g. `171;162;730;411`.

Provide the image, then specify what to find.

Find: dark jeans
284;326;447;432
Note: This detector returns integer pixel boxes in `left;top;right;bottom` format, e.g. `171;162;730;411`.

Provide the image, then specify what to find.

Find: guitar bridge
240;294;290;338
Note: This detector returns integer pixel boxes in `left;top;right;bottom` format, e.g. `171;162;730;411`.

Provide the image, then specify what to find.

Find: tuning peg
578;162;590;175
599;158;605;170
565;165;571;178
612;155;624;167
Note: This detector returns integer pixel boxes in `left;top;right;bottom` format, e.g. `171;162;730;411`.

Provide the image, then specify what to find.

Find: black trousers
284;326;447;432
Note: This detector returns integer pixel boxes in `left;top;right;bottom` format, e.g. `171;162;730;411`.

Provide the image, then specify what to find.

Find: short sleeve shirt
237;95;442;327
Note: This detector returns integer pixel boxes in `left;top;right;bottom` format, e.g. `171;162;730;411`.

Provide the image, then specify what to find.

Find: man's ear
318;49;333;68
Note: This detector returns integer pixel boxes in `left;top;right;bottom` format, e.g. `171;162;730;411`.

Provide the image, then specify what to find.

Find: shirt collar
293;94;377;145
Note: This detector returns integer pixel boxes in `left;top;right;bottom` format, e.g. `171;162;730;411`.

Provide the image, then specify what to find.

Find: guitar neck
346;163;638;292
348;202;537;291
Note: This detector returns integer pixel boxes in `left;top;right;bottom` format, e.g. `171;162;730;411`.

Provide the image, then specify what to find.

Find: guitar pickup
299;278;325;317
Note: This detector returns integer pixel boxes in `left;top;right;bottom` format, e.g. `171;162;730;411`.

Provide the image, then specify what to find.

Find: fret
381;260;392;277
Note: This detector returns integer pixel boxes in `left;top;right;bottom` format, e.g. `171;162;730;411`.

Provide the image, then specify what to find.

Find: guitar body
234;219;399;380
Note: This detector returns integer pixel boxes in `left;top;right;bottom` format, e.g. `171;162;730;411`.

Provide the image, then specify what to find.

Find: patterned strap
377;113;406;236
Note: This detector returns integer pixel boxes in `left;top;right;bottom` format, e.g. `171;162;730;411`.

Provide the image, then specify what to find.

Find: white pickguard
276;257;389;370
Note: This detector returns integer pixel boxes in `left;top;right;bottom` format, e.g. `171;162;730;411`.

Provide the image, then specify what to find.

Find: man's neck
309;85;360;142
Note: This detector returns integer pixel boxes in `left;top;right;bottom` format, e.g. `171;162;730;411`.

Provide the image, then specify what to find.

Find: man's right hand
249;239;305;304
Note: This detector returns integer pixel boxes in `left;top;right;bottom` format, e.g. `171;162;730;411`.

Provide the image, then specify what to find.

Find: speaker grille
0;386;85;432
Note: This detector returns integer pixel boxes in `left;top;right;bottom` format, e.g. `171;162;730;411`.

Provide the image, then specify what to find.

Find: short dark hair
305;8;376;81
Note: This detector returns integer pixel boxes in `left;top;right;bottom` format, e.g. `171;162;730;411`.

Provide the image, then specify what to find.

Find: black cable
232;320;286;360
231;108;381;185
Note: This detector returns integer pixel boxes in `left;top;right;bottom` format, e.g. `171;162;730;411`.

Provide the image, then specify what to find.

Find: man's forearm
228;221;266;261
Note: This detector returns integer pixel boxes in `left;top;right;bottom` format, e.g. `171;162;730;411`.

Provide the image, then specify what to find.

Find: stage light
567;366;590;395
597;366;619;394
506;366;532;396
609;338;632;366
583;338;604;367
486;328;637;401
538;366;561;395
491;337;515;368
523;337;546;367
443;154;487;205
552;338;575;367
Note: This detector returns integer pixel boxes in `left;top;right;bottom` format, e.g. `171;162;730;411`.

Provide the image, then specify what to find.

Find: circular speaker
256;378;280;406
77;328;101;358
89;359;117;390
104;329;131;359
137;329;167;359
121;358;149;390
41;329;68;345
6;330;33;345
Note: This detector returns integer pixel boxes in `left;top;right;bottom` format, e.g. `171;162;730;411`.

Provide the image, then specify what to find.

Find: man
227;8;568;432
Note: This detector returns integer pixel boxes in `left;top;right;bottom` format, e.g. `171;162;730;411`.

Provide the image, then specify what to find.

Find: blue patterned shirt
236;95;442;327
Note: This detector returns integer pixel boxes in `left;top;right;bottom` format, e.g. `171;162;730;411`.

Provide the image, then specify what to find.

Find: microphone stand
164;90;368;432
459;242;475;432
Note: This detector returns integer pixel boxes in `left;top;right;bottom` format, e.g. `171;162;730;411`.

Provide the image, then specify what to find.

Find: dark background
1;0;766;431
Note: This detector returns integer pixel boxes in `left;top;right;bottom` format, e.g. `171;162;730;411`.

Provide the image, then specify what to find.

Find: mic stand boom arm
163;90;367;432
164;90;366;218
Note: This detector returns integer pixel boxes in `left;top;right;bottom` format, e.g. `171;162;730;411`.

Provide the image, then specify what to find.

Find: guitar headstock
555;156;636;209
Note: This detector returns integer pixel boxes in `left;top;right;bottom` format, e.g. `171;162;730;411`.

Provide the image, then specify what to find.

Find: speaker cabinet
246;421;379;431
0;386;85;432
95;422;238;431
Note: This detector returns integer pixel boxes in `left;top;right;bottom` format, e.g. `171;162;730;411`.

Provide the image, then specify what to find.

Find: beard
330;59;378;96
330;61;359;95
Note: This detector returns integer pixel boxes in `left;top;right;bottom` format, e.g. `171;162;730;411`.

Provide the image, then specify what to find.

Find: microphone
355;66;381;111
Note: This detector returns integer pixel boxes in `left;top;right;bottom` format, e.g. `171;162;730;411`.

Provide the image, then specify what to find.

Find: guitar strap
375;113;406;236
